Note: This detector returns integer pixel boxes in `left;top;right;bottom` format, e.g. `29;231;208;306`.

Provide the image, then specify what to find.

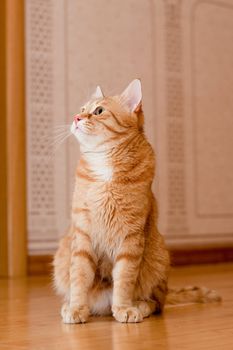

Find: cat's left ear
120;79;142;113
92;85;104;99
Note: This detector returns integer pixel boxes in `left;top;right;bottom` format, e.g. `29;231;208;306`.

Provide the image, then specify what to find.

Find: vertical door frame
0;0;27;277
0;0;8;277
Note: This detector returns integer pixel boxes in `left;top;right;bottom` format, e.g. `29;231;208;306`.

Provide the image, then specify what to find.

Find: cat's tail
166;286;221;305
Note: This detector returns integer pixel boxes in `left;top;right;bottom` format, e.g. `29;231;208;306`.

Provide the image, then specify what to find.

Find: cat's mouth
71;122;82;132
74;124;89;135
71;121;93;138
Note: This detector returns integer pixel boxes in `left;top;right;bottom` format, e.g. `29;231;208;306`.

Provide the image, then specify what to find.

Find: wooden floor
0;264;233;350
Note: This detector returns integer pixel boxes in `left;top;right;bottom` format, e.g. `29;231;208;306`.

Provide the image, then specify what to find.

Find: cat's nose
74;114;81;124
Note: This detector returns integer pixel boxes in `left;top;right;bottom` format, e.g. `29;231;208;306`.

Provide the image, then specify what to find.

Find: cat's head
70;79;144;152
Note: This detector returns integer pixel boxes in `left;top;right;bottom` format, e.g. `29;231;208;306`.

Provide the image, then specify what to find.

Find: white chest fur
84;152;113;182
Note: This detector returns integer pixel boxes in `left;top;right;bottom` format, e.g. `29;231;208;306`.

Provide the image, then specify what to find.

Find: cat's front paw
112;305;143;323
61;303;90;324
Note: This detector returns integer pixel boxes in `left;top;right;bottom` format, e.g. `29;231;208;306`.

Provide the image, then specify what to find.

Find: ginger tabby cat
53;79;220;323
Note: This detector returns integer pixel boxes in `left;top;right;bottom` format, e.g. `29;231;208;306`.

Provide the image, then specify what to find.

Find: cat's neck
82;149;113;182
81;130;144;159
79;131;150;182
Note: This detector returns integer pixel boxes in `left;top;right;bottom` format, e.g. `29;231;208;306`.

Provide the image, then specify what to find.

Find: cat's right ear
120;79;142;113
91;86;104;100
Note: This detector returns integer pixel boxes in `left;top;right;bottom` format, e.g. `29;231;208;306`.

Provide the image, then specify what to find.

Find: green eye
93;106;104;115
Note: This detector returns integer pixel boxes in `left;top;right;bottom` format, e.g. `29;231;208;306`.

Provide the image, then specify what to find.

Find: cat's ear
92;85;104;99
120;79;142;113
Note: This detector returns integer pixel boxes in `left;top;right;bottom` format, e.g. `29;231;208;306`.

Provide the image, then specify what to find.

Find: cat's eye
80;107;85;113
93;106;104;115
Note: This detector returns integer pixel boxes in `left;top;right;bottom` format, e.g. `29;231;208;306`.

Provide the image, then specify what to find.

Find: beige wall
25;0;233;254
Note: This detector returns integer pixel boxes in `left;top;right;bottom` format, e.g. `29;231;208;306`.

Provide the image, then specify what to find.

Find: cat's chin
71;122;85;136
74;127;89;137
71;127;87;144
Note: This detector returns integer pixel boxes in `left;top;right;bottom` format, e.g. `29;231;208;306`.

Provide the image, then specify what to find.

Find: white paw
61;303;89;324
112;306;143;323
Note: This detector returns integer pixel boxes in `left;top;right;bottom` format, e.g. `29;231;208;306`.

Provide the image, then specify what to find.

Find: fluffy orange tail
166;286;221;305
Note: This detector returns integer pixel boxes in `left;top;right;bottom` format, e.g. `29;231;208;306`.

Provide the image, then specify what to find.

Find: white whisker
52;124;71;131
42;128;71;144
48;130;71;148
46;131;72;160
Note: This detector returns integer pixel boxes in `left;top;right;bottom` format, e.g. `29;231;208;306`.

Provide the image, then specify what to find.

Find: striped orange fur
53;80;221;323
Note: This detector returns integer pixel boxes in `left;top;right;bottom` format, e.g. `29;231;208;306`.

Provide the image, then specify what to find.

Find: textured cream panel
183;0;233;245
25;0;68;254
193;2;233;216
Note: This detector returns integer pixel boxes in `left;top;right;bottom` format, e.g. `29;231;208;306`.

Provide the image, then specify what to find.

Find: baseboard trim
170;247;233;266
28;255;53;276
28;247;233;275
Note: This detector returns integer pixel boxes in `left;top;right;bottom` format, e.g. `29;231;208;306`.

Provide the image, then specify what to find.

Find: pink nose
74;114;81;123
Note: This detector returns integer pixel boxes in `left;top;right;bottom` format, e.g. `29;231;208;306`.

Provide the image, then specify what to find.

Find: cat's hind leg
134;300;157;318
133;279;168;319
152;280;168;313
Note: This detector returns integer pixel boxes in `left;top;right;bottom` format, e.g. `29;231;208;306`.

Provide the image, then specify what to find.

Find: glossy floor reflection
0;264;232;350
